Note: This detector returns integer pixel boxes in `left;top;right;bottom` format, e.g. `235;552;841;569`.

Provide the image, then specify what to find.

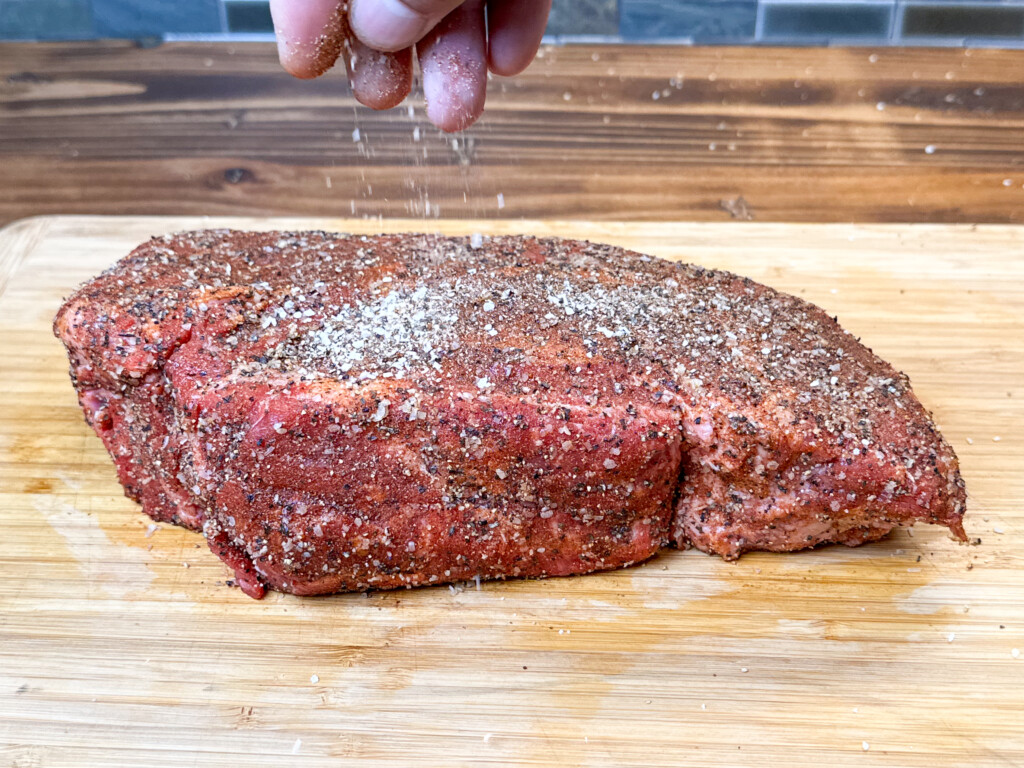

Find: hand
270;0;551;132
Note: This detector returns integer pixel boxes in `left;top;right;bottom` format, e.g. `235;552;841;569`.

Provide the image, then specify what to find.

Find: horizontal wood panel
2;43;1024;224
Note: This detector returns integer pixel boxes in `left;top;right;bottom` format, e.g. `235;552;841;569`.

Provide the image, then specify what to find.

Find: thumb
348;0;464;52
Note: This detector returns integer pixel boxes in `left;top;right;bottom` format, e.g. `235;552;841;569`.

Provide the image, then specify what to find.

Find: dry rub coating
54;231;967;597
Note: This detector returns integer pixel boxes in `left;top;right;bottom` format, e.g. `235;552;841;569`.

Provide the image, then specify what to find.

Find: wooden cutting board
1;216;1022;768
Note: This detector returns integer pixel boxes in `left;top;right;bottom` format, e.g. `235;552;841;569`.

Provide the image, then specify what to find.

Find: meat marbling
54;231;967;598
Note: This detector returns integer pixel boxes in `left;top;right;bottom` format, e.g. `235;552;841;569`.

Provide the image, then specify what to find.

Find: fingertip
270;0;347;79
486;0;550;76
278;47;327;80
424;84;485;132
486;42;533;78
417;0;487;132
349;45;415;110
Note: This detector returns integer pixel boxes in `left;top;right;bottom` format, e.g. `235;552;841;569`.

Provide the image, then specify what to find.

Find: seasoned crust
55;231;966;597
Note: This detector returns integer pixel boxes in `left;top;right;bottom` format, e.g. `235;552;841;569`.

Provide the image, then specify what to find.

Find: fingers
271;0;412;109
417;0;487;132
273;0;541;127
487;0;551;76
270;0;348;79
345;38;414;110
349;0;465;52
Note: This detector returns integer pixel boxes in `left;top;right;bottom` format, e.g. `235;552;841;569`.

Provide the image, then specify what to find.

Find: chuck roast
54;232;967;598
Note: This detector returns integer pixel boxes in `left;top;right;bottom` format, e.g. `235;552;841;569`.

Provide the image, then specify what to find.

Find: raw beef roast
54;232;967;598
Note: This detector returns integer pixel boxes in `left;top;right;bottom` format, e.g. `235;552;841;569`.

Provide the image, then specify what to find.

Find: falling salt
863;742;870;751
470;232;483;249
924;145;936;154
352;128;361;142
497;193;505;209
310;674;319;684
292;739;301;754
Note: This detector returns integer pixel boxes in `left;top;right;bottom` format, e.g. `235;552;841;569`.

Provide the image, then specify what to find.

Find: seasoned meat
54;231;967;598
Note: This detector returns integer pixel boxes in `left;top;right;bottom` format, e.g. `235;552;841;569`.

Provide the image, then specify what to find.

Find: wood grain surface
1;215;1022;767
2;42;1024;226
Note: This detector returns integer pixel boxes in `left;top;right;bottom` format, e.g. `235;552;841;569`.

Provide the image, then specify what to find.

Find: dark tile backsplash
620;0;757;41
762;3;894;40
0;0;94;40
225;1;273;33
901;5;1024;38
3;0;1024;47
91;0;221;36
547;0;618;35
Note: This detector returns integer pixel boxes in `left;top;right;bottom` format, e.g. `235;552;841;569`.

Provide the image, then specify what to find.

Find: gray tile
0;0;94;40
92;0;222;37
761;3;894;40
547;0;618;36
621;0;756;40
901;5;1024;38
225;1;273;33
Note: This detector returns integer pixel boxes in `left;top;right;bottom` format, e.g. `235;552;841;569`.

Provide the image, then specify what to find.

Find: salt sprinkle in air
351;128;361;142
925;145;936;154
292;739;301;755
497;193;506;209
1013;648;1021;659
310;674;319;684
863;742;870;752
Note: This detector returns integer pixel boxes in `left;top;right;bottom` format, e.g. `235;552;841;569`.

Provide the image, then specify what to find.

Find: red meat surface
54;232;967;598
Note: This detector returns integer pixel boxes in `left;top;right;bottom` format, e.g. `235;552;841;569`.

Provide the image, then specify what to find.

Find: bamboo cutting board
1;216;1022;768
